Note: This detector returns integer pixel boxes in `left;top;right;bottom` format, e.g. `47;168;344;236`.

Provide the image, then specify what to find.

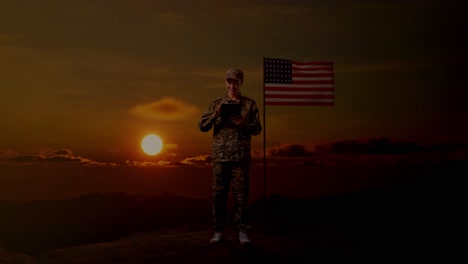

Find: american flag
263;58;335;106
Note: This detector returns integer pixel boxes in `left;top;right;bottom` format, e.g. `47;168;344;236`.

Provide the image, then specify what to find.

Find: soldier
198;68;262;245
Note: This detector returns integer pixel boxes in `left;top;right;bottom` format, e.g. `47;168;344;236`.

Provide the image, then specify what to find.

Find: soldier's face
225;78;241;96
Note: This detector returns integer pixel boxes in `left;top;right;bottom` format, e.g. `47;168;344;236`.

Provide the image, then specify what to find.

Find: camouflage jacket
198;93;262;163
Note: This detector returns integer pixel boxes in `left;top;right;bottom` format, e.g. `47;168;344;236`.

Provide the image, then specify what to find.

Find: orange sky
1;0;467;167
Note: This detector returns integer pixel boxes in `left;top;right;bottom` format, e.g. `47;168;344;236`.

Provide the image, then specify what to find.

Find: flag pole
262;56;267;201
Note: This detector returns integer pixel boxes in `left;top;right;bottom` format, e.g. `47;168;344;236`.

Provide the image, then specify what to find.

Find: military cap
225;68;244;83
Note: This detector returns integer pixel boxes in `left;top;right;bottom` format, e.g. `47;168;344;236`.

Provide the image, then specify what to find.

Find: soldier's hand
212;105;222;119
230;114;245;127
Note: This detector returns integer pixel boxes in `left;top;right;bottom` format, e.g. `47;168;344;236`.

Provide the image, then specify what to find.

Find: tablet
221;104;241;123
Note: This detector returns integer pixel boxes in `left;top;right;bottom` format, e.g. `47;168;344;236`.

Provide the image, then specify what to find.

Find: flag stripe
292;77;335;84
292;61;333;66
265;94;335;99
292;66;332;71
293;77;334;81
265;83;334;89
265;87;334;92
265;98;334;103
292;72;334;77
265;101;335;106
265;98;334;102
291;80;335;84
264;84;334;89
265;91;334;95
292;65;333;70
292;70;332;74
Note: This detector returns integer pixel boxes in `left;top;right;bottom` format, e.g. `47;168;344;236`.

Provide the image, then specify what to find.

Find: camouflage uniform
198;92;262;232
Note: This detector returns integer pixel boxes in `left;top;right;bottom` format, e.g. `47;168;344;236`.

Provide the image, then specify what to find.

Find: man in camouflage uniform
198;68;262;245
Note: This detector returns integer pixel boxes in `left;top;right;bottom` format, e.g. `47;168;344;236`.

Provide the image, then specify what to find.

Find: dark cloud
258;139;468;160
7;148;116;167
316;138;468;155
52;149;73;156
14;155;82;163
267;144;316;158
125;155;211;168
10;148;86;163
10;155;42;163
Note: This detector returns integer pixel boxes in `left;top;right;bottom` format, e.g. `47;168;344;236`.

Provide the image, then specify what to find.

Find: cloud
181;155;211;167
130;97;201;121
266;144;317;158
10;148;84;163
125;160;182;168
124;155;211;168
6;148;117;167
252;144;317;159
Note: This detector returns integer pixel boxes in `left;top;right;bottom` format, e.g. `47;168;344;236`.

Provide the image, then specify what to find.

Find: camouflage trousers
211;161;250;232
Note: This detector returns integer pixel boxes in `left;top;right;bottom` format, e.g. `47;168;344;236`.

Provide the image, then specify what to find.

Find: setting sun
141;134;163;155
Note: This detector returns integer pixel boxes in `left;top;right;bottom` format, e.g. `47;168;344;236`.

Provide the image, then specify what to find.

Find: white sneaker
239;231;251;245
209;232;223;244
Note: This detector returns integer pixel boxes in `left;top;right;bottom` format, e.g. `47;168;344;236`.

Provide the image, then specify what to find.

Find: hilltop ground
1;159;467;263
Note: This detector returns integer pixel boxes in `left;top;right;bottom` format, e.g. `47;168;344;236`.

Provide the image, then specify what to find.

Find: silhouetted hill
249;159;468;260
0;193;211;255
1;159;467;262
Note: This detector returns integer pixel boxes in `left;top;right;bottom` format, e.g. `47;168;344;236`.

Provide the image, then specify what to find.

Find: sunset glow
141;134;163;156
